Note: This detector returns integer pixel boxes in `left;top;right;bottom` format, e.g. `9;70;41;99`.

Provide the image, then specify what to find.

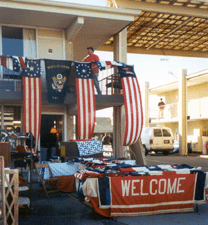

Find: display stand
11;133;34;211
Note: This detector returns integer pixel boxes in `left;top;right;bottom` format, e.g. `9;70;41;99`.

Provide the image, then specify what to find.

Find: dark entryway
40;115;63;149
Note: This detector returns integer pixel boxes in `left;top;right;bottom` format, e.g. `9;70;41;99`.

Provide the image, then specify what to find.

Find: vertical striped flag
118;65;143;146
22;59;42;152
75;62;96;140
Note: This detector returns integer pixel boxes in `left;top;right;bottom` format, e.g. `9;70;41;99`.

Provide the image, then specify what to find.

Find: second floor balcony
0;63;124;110
150;98;208;123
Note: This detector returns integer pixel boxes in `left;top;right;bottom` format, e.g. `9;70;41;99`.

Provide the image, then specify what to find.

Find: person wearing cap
84;47;101;95
158;98;165;119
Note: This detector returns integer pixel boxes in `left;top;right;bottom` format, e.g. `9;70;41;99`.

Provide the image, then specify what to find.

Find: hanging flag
45;59;72;103
11;56;28;72
0;55;27;76
118;65;143;146
95;61;126;71
22;59;42;153
75;62;96;140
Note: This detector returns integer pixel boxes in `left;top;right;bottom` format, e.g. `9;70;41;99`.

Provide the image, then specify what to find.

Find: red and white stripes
121;76;143;146
76;78;96;140
23;76;42;152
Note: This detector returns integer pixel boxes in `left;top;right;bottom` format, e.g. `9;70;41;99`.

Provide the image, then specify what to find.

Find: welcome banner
84;172;202;217
45;59;72;103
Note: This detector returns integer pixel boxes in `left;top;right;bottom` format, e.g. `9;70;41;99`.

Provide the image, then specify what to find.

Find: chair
35;163;61;199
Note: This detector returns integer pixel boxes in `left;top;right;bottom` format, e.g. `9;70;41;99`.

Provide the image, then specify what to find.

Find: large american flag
118;65;143;146
22;59;42;152
75;62;96;140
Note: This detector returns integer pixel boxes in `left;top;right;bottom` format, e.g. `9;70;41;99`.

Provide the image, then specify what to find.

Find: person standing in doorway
158;98;165;119
84;47;101;95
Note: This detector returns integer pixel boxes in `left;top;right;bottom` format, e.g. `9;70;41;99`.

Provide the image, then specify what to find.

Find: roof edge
3;0;141;17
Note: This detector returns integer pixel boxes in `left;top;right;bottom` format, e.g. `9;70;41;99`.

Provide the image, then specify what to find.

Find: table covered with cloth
60;140;103;161
74;158;208;218
41;162;79;192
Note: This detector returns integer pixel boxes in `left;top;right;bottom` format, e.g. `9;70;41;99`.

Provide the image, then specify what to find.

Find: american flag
95;61;126;71
118;65;143;146
22;59;42;152
0;55;27;72
75;62;96;140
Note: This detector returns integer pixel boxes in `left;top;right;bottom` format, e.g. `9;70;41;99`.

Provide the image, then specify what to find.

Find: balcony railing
150;98;208;122
98;68;122;95
150;103;178;121
0;64;123;96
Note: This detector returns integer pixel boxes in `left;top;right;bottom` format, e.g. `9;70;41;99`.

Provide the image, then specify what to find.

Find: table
42;162;78;179
60;140;103;161
81;167;208;217
41;162;79;192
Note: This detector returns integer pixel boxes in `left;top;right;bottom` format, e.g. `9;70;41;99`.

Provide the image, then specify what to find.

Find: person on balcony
158;98;165;119
84;47;101;95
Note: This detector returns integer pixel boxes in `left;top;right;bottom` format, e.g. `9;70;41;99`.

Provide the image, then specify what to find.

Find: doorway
40;115;63;148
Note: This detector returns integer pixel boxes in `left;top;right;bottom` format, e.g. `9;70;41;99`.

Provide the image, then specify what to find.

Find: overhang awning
149;69;208;95
101;0;208;58
0;0;140;60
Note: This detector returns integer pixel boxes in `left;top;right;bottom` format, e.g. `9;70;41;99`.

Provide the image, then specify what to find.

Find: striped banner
75;62;96;140
118;65;143;146
22;59;42;152
95;60;126;71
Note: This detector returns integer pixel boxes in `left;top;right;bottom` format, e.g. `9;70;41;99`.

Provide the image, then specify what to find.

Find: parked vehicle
141;127;174;156
169;140;192;154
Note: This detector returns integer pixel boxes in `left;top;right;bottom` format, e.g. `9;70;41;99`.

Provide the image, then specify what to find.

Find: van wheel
163;151;169;156
143;145;148;156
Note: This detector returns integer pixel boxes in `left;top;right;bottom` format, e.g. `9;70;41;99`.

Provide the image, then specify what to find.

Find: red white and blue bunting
0;56;143;147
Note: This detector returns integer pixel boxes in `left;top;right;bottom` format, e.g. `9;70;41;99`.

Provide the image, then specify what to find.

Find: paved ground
146;153;208;171
19;154;208;225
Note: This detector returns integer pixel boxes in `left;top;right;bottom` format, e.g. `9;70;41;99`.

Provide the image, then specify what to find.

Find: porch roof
101;0;208;58
0;0;140;60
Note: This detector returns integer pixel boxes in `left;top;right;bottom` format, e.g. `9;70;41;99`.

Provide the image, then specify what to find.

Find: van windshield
154;129;162;137
163;129;171;137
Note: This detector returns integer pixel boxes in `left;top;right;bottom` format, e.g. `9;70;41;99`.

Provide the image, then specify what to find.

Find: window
2;26;36;58
2;26;23;56
154;129;162;137
1;26;36;79
163;129;171;137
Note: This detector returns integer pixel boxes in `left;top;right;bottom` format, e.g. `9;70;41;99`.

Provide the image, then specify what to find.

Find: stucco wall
37;29;64;60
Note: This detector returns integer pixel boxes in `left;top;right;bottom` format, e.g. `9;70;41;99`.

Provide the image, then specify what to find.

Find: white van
141;127;174;156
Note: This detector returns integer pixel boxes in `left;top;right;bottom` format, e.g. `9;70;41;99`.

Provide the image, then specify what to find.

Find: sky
52;0;208;117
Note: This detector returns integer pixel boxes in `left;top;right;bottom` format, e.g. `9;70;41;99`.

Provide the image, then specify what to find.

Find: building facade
144;69;208;154
0;0;138;153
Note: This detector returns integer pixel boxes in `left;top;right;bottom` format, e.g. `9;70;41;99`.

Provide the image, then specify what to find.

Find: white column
113;28;127;159
113;28;127;64
179;69;187;155
65;37;74;141
143;81;149;128
65;41;74;61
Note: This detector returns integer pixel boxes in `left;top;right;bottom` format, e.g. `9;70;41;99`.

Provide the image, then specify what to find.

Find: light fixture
50;127;57;134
